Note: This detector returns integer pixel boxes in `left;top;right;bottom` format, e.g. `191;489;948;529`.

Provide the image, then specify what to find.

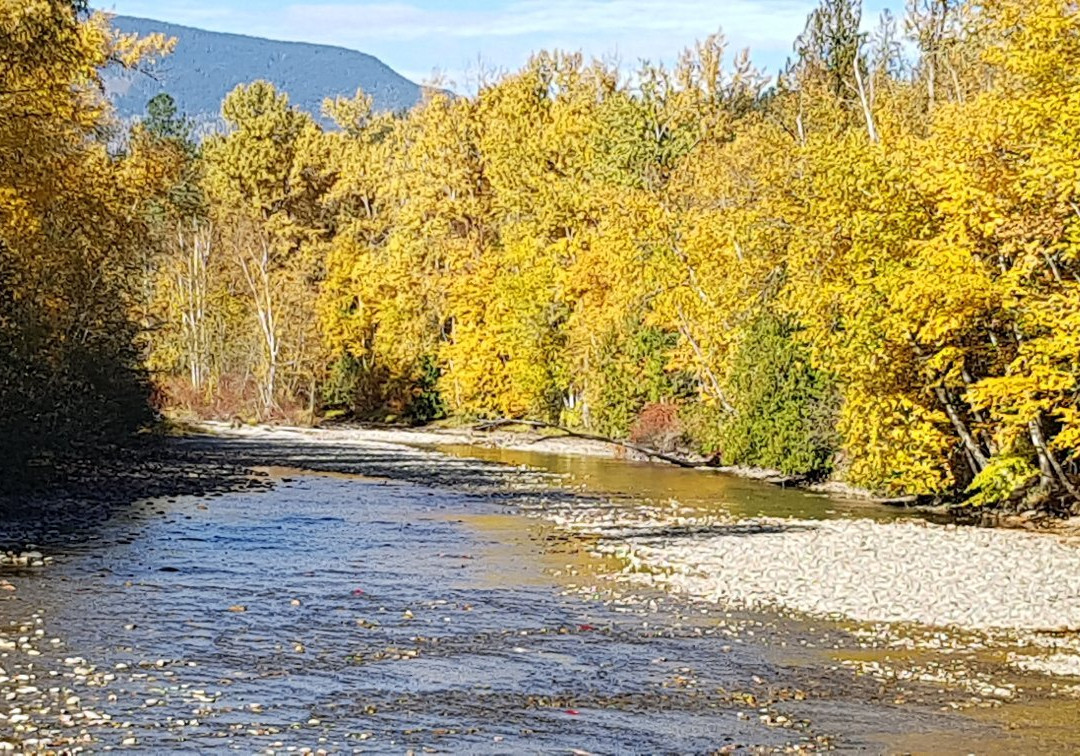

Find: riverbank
196;420;1080;528
536;498;1080;659
199;419;904;494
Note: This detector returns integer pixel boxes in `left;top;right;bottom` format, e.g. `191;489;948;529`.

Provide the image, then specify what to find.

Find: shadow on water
0;435;554;552
430;443;945;524
179;436;560;492
0;442;267;551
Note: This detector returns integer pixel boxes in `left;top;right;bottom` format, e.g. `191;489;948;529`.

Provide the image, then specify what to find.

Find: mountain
105;16;426;126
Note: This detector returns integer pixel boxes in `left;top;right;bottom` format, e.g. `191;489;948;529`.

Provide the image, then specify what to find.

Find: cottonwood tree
134;0;1080;507
203;81;330;414
0;0;174;469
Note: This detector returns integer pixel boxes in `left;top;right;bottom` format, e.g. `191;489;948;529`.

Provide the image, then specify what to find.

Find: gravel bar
550;511;1080;633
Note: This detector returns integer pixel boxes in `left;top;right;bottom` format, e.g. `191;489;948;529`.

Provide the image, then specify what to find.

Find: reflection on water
434;443;930;522
0;471;829;752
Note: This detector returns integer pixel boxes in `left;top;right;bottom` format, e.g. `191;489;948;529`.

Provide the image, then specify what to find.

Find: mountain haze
106;16;426;125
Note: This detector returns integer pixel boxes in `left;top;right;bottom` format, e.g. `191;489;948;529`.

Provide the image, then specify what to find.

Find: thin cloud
105;0;824;89
280;0;811;46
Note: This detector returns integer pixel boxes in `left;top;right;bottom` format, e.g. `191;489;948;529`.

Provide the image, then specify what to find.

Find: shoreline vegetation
3;0;1080;516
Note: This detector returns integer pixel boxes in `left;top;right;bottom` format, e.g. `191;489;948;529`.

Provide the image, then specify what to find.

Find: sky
100;0;897;90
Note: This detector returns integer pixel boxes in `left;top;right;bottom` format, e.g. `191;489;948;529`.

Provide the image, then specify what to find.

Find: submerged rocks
0;550;50;569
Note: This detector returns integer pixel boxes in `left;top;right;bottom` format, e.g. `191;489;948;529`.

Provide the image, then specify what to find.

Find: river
0;430;1076;753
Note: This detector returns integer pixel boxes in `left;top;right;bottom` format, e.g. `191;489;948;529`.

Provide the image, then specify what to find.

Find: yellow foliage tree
0;0;175;467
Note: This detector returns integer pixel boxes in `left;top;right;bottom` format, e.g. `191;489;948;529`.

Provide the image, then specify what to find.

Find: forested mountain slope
105;15;425;124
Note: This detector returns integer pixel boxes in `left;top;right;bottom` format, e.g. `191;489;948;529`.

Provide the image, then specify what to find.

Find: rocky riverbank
197;420;917;502
517;489;1080;687
542;506;1080;633
199;420;1080;525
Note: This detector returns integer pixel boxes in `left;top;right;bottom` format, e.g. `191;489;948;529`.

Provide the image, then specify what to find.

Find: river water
0;433;1074;752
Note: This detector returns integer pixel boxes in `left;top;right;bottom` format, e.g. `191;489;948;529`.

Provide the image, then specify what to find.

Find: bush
714;312;839;477
630;402;683;452
0;306;155;490
963;455;1040;508
405;354;447;424
679;402;727;456
585;323;694;438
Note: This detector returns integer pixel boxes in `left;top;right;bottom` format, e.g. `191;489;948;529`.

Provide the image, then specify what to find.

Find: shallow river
0;434;1075;752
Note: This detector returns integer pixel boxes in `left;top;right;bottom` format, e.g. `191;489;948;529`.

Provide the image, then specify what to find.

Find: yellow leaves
963;455;1040;507
322;88;376;137
966;284;1080;456
0;188;38;238
1054;408;1080;459
319;236;376;360
0;2;189;448
122;128;189;201
840;392;955;494
205;82;317;223
120;0;1080;498
977;0;1080;93
106;24;174;69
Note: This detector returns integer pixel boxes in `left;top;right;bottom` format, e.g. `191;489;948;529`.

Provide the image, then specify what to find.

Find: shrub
630;402;683;452
963;455;1040;508
679;402;727;455
715;312;839;477
586;323;694;438
405;354;447;424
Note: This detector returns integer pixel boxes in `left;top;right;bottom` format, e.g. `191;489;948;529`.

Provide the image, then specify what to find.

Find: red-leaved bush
629;402;683;452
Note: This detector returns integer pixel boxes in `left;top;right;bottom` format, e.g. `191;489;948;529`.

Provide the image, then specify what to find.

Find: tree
0;1;174;472
132;0;1080;510
202;81;330;414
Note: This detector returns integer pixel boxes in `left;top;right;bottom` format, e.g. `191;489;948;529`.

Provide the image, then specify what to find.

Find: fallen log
471;418;698;469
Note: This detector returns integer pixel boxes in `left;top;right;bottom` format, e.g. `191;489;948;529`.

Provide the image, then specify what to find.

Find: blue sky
100;0;897;89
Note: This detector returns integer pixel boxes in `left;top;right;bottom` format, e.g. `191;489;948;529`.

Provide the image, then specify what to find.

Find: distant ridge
105;15;425;126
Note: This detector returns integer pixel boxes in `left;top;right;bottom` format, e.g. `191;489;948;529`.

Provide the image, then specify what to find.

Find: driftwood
471;418;698;469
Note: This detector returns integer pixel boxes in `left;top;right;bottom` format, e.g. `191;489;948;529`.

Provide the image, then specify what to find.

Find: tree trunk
853;57;879;145
675;306;736;415
934;386;989;473
176;219;212;394
1029;416;1080;500
238;231;280;415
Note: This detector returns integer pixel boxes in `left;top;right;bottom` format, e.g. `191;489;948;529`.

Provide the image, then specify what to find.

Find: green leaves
715;313;839;478
964;456;1040;507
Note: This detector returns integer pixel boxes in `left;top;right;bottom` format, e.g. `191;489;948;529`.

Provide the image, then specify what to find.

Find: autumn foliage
0;0;173;472
4;0;1080;510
